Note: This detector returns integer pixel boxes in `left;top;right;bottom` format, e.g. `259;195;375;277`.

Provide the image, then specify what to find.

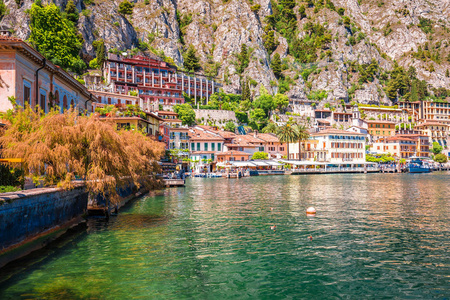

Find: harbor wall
0;184;88;268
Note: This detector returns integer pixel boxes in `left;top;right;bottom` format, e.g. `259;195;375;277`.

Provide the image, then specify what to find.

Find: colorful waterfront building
0;35;93;113
90;90;140;107
399;100;450;124
289;129;366;163
188;127;225;161
371;134;430;158
253;132;286;158
216;151;252;162
367;120;396;141
100;53;221;107
415;121;449;147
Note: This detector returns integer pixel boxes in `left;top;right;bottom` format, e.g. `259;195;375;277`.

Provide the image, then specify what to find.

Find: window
204;143;208;151
108;98;112;104
241;157;245;161
197;143;200;151
280;147;284;151
218;143;221;151
191;143;195;151
23;81;31;106
39;89;46;111
211;143;215;151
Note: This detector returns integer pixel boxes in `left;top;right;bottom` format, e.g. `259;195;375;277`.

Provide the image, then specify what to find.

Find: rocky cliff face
1;0;449;106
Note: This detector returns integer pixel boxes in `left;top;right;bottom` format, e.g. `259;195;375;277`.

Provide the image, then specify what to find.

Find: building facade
0;36;92;113
415;121;449;147
367;120;396;141
296;129;367;163
101;53;221;107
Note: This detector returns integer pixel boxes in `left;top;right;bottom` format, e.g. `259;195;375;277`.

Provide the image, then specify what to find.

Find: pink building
0;35;92;113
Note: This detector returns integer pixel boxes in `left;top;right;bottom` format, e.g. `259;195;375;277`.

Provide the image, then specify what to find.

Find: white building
289;128;366;163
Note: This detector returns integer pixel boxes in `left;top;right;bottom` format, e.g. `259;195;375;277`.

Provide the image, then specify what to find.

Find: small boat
408;157;432;173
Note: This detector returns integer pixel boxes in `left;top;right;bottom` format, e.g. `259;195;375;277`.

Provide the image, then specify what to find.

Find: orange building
367;120;396;141
216;151;251;162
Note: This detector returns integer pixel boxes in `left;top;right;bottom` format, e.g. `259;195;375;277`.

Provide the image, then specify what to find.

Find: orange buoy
306;207;316;215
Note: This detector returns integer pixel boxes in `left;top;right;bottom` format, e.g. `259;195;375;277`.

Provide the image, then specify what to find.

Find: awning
265;161;284;166
251;161;270;166
231;161;256;167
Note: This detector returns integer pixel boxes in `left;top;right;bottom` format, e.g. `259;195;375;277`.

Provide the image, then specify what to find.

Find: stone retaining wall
194;109;237;123
0;184;88;268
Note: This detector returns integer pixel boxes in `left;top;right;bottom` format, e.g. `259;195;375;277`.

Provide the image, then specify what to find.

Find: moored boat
408;157;431;173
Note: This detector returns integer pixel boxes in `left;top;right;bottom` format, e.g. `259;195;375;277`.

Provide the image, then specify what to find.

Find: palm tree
262;122;278;134
295;124;310;161
277;123;299;160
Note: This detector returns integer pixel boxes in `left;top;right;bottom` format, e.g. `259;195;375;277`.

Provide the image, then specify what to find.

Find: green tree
224;121;236;133
235;110;248;124
249;108;267;130
433;153;448;163
295;124;309;160
263;30;279;54
337;7;345;15
241;78;251;102
274;93;289;111
92;39;106;69
298;5;306;19
431;142;443;155
183;45;201;73
236;44;250;74
277;123;298;160
253;93;275;116
173;104;196;126
118;0;133;15
252;151;269;160
0;0;7;19
64;0;78;24
29;3;86;73
446;69;450;78
271;53;282;78
262;122;278;134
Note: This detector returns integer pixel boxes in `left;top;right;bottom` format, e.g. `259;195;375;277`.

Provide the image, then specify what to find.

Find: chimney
0;25;12;37
254;130;258;137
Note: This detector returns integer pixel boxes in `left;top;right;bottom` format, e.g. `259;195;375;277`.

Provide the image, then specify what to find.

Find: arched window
63;95;68;111
51;90;60;107
70;99;74;109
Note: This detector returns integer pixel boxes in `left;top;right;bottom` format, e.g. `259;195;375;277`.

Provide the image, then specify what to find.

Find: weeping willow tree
0;106;165;202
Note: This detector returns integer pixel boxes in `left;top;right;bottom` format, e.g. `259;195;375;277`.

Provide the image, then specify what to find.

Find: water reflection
0;173;449;299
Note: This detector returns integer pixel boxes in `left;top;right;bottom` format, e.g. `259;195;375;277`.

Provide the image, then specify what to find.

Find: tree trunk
298;140;302;161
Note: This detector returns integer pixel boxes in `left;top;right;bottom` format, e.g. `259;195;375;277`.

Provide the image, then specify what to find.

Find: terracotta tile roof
233;134;265;144
254;133;280;143
416;121;449;127
0;35;22;42
225;143;259;148
157;110;178;115
386;136;416;142
216;151;252;156
366;120;396;124
191;151;216;154
188;128;224;142
217;131;237;139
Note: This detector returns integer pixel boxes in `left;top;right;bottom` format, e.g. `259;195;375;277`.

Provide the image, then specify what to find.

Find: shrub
337;7;345;15
250;4;261;12
118;0;133;15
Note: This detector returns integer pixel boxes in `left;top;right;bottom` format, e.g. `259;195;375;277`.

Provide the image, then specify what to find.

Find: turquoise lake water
0;173;449;299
